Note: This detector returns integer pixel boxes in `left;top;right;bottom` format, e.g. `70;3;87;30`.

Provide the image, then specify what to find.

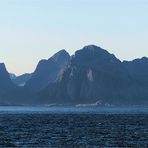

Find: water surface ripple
0;107;147;147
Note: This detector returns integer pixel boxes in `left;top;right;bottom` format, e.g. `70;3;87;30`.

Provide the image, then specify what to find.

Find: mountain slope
25;50;70;92
40;45;145;105
0;63;19;104
1;45;148;106
0;63;15;89
123;57;148;85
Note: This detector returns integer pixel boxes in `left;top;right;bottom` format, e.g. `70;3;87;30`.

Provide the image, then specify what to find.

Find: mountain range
1;45;148;106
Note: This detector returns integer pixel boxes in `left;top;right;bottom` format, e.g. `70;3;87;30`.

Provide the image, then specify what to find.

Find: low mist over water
0;106;148;114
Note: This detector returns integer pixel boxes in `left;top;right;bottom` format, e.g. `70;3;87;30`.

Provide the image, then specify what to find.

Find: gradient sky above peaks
0;0;148;75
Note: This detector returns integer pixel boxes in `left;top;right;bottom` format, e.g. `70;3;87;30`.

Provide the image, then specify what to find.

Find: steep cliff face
25;50;70;92
41;45;144;105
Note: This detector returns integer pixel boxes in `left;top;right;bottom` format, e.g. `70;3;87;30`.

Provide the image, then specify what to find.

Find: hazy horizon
0;0;148;75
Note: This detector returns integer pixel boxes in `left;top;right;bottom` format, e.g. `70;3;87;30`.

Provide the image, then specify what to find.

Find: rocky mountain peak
52;49;70;62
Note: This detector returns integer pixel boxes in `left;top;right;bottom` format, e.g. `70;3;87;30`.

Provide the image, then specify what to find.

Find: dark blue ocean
0;106;148;147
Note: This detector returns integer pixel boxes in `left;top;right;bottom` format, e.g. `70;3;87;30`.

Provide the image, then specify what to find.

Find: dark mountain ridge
25;49;70;92
123;57;148;84
40;46;131;105
0;45;148;106
0;63;20;104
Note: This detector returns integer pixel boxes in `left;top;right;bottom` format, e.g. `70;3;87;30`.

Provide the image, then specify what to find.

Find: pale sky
0;0;148;75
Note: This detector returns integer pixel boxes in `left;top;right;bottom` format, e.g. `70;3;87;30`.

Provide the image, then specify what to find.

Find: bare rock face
87;68;93;82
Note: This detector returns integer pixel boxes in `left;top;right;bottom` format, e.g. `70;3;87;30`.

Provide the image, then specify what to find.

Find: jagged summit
75;45;117;58
0;62;5;65
80;45;111;53
0;63;9;78
83;44;101;49
25;49;70;92
35;49;69;66
0;62;17;90
52;49;68;57
71;45;120;67
51;49;70;62
0;63;6;70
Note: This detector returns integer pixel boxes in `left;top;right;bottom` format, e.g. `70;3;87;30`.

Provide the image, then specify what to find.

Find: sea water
0;106;147;147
